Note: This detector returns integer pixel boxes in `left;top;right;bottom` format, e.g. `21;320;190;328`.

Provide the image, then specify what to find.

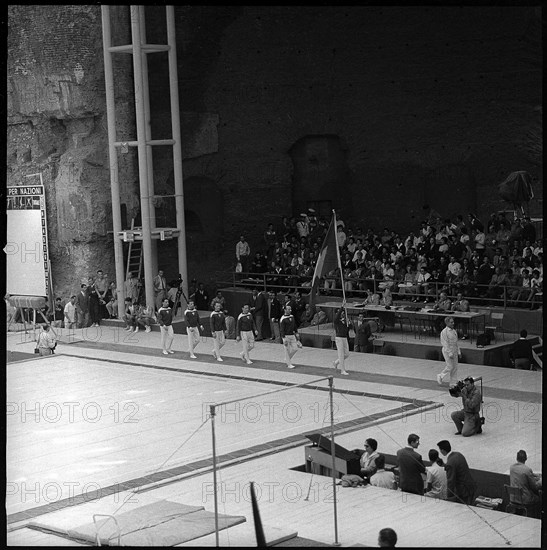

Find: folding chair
485;312;505;342
504;485;528;516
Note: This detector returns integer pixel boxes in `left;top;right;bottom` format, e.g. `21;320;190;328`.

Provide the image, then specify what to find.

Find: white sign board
6;185;50;297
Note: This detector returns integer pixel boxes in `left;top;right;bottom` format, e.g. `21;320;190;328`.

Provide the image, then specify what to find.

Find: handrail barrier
212;270;541;310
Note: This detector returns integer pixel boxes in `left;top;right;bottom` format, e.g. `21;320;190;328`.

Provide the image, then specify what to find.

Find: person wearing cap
451;377;482;436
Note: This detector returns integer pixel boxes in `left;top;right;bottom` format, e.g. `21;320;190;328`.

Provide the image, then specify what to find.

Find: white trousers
283;334;299;365
241;331;255;360
160;324;174;351
213;330;226;356
334;336;350;370
440;350;459;385
187;326;200;353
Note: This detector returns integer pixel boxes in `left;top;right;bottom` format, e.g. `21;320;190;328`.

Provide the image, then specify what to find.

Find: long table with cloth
317;302;486;342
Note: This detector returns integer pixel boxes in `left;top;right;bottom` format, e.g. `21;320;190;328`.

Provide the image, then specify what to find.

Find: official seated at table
352;438;380;481
509;449;542;517
451;292;470;339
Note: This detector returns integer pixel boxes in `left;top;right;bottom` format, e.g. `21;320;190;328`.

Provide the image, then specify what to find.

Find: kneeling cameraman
451;377;482;437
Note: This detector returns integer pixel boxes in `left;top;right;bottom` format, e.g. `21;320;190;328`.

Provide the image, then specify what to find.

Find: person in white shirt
424;449;447;500
370;455;397;490
437;317;461;387
63;295;77;329
36;324;56;356
336;224;347;248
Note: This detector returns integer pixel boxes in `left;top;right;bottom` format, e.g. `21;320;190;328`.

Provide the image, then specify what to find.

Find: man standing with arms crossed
437;316;461;388
157;298;175;355
279;305;303;369
333;301;352;375
210;302;227;362
236;304;256;365
185;300;204;359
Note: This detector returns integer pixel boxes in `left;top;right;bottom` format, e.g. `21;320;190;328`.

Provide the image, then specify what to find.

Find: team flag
309;211;343;307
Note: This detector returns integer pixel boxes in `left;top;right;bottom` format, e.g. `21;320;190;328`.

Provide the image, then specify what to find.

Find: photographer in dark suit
396;433;426;495
437;440;477;504
450;377;482;436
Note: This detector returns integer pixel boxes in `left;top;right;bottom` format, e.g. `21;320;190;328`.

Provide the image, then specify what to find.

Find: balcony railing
213;270;542;310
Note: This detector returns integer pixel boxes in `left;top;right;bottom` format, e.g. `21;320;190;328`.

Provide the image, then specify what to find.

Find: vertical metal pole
210;404;220;547
328;376;340;546
101;6;127;318
166;6;189;301
138;6;159;276
130;6;155;309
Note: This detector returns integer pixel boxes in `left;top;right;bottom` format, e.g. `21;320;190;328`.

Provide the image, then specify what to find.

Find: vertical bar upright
328;376;340;546
130;6;155;309
101;6;127;318
138;5;159;276
166;5;189;301
210;404;220;547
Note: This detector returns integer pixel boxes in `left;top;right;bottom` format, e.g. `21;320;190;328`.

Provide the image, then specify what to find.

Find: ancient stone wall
7;5;138;298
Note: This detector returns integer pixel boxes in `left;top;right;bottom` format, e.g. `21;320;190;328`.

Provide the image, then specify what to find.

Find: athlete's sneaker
145;326;151;333
340;370;349;376
167;350;175;354
246;360;253;365
287;364;296;369
212;349;217;359
134;326;139;332
240;352;246;362
217;357;224;362
190;354;197;359
436;374;443;386
162;350;169;355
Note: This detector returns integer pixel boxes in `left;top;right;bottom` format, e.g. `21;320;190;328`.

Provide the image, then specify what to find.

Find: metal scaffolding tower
101;5;188;315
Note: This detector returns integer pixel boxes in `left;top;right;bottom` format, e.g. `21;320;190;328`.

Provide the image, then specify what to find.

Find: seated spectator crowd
236;210;542;309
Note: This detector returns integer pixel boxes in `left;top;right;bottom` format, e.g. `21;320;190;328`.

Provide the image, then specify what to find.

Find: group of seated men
340;434;541;518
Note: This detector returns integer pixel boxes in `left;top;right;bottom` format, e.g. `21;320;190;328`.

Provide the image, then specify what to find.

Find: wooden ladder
125;218;143;280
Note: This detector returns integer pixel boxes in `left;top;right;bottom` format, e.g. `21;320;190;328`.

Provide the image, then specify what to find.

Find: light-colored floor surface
6;326;542;547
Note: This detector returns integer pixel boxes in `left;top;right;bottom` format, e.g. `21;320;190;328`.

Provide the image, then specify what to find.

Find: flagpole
332;210;347;316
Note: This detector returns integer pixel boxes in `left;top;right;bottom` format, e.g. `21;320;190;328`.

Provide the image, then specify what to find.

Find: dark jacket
254;291;267;315
75;291;89;313
355;321;372;346
333;308;351;338
210;311;227;332
396;446;426;495
445;451;477;504
268;298;282;321
509;338;534;361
